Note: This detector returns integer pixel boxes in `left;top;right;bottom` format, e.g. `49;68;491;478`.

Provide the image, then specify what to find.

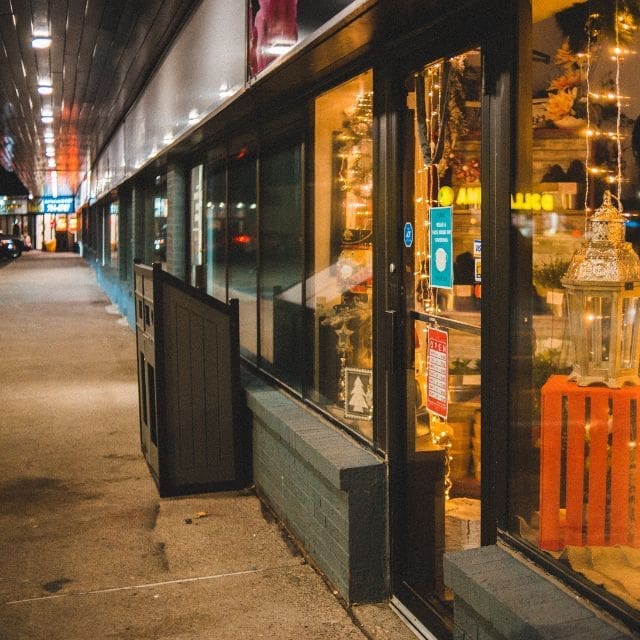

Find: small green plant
533;259;571;290
533;348;563;391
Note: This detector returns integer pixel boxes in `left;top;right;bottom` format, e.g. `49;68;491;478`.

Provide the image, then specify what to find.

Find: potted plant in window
533;259;571;316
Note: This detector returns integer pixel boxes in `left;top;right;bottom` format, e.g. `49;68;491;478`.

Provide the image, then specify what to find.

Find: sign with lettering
436;186;558;212
429;206;453;289
403;222;414;248
427;327;449;419
42;197;75;214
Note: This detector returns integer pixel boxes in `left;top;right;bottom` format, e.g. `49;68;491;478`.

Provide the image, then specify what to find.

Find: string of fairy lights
584;1;636;214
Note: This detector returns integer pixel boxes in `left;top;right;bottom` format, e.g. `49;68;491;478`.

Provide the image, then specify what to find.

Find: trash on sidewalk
184;511;209;525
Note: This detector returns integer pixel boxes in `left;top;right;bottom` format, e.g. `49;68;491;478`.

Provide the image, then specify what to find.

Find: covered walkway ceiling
0;0;201;198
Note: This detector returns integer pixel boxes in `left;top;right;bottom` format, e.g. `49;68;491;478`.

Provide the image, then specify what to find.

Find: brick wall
243;370;387;603
444;545;635;639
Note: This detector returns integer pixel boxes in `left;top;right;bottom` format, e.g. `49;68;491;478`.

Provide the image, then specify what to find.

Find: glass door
393;49;482;636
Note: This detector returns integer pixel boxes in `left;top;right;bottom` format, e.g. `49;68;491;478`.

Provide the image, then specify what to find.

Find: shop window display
312;71;374;440
406;51;483;571
511;1;640;617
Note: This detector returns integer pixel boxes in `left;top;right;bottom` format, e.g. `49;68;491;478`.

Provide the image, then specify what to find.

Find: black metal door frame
380;2;520;636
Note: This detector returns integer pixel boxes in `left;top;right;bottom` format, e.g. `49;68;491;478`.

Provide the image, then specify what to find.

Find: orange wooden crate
539;375;640;550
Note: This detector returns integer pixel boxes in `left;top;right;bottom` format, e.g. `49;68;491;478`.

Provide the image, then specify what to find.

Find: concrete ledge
444;545;634;640
243;369;386;603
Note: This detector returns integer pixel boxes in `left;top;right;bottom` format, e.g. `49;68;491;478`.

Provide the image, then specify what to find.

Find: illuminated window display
511;0;640;614
312;71;374;439
403;50;483;615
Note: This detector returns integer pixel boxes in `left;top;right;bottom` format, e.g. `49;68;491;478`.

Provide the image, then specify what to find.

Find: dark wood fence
134;262;250;496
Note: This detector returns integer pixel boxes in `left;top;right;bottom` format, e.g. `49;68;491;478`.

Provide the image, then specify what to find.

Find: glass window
228;149;258;360
101;206;109;266
110;201;119;270
205;165;227;301
190;165;204;287
249;0;356;76
403;51;482;616
511;1;640;618
311;70;374;440
259;143;304;391
152;175;168;263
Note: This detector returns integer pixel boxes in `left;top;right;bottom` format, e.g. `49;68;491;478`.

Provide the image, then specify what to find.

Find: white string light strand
584;15;592;219
615;0;623;208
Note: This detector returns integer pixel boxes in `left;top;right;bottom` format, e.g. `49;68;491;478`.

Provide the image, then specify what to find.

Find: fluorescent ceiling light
47;158;56;168
42;116;54;124
262;42;295;56
32;37;52;49
38;84;53;95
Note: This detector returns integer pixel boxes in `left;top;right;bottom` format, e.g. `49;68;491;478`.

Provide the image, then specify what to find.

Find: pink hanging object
250;0;298;75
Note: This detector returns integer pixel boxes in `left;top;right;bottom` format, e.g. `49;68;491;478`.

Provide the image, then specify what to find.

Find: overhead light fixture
262;42;296;56
47;158;56;168
42;115;53;124
32;37;52;49
44;131;54;141
45;146;55;157
42;107;53;117
38;83;53;96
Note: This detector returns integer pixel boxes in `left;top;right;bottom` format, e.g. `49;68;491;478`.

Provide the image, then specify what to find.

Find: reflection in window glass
228;151;258;360
249;0;356;76
205;166;227;301
312;70;373;440
512;1;640;614
259;144;303;391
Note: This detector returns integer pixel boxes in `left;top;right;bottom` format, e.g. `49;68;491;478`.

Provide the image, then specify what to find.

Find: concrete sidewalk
0;252;413;640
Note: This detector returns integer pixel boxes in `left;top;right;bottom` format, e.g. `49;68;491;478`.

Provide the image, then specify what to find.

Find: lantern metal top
562;191;640;285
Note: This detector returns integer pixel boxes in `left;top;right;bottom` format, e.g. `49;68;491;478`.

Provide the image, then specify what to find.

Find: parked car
0;233;21;259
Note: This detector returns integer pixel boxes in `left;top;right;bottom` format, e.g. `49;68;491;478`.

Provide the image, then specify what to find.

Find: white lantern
562;191;640;387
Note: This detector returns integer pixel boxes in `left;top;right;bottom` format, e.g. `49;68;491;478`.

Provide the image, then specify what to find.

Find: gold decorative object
562;191;640;387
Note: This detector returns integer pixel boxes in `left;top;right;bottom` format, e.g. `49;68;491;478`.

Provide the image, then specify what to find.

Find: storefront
82;1;640;637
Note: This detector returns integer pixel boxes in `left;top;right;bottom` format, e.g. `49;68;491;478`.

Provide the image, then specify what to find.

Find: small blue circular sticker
403;222;414;248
